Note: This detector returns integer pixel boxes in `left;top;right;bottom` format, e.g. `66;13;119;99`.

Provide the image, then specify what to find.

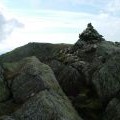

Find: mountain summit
0;24;120;120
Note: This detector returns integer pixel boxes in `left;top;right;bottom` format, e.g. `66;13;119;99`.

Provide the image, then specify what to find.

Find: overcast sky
0;0;120;54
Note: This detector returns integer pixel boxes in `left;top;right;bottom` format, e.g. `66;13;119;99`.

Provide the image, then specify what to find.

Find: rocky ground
0;23;120;120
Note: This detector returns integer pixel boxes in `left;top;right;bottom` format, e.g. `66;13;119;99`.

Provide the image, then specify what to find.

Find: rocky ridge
0;23;120;120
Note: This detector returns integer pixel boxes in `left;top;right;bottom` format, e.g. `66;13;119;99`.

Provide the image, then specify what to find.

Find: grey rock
2;56;82;120
92;53;120;102
13;90;82;120
103;98;120;120
57;65;85;96
0;66;10;102
0;116;15;120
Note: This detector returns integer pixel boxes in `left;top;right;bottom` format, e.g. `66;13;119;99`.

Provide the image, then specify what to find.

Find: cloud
0;0;120;54
106;0;120;13
98;0;120;16
49;0;120;15
29;0;42;9
52;0;107;7
28;10;120;41
9;9;120;43
0;12;24;41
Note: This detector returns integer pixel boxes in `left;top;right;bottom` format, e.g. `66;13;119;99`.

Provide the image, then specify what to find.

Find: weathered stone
0;115;15;120
103;98;120;120
3;57;50;103
57;65;85;96
0;66;10;102
92;53;120;102
2;56;82;120
13;90;82;120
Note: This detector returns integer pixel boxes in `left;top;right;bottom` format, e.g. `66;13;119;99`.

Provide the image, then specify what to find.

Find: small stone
30;93;35;97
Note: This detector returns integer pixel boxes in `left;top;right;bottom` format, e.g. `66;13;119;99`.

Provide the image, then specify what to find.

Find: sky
0;0;120;54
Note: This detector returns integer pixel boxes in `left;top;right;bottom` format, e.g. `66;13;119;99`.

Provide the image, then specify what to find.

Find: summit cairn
70;23;105;53
79;23;105;43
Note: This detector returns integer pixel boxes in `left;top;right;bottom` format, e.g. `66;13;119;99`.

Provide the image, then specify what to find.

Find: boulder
0;66;10;102
92;53;120;102
1;56;82;120
57;65;85;96
103;98;120;120
0;115;15;120
3;57;47;103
